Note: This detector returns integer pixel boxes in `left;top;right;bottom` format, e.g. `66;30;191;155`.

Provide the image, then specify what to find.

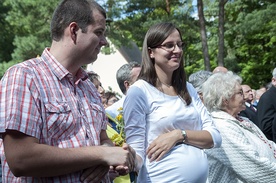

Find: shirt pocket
88;103;106;132
44;101;76;140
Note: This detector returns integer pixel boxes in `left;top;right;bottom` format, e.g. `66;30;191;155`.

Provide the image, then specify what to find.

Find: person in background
86;69;132;183
105;61;141;183
123;22;221;182
188;70;212;102
259;86;267;93
257;67;276;142
202;71;276;183
252;87;266;107
87;70;106;103
212;66;228;73
239;84;258;125
251;88;256;105
87;73;119;109
104;91;119;108
266;81;273;90
86;70;123;182
105;61;141;119
0;0;135;182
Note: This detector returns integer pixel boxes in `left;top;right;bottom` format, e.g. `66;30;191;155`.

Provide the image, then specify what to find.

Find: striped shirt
0;48;110;182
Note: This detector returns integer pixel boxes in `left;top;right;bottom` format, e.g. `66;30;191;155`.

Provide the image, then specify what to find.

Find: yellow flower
116;113;123;121
116;107;125;139
110;133;124;147
106;108;126;146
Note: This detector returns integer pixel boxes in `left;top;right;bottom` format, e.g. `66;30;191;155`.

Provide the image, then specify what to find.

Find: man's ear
272;77;276;86
124;80;130;90
69;22;79;44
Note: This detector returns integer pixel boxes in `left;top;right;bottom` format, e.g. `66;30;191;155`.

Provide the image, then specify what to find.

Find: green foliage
1;0;276;89
3;0;58;61
225;0;276;88
107;0;197;48
12;35;48;61
0;60;19;79
0;2;14;62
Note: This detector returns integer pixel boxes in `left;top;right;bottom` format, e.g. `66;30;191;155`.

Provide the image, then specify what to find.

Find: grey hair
116;61;141;94
188;70;212;94
202;71;242;112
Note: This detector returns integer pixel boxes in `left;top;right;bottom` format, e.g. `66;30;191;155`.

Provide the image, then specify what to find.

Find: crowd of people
0;0;275;183
0;1;135;183
202;71;276;182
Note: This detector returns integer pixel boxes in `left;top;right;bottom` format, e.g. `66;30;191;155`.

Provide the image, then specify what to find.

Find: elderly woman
188;70;212;101
202;71;276;183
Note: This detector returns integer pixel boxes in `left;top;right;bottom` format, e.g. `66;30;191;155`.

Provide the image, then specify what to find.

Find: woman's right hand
146;130;183;162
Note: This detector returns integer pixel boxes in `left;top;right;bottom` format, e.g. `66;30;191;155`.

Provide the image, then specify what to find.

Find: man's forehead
92;10;106;26
242;85;251;90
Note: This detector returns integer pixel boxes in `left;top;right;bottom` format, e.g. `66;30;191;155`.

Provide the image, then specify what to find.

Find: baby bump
146;144;208;182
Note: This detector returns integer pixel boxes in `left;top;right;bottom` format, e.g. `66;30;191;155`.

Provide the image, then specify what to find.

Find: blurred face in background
91;78;106;103
272;76;276;87
241;85;254;103
106;96;118;108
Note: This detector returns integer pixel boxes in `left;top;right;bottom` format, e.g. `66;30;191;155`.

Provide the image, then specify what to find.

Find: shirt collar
41;48;88;81
245;102;251;107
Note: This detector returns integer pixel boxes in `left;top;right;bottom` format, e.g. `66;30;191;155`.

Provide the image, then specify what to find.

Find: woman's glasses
234;90;244;96
157;41;184;52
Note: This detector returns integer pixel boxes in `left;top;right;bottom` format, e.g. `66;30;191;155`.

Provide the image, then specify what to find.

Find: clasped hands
109;143;136;176
80;143;136;183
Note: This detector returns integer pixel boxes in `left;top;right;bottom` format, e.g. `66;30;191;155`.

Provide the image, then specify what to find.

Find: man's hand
122;143;136;172
108;166;119;181
104;143;136;176
80;165;109;183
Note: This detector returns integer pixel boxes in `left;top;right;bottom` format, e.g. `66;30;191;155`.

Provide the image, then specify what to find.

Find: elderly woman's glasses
235;90;244;96
157;41;184;52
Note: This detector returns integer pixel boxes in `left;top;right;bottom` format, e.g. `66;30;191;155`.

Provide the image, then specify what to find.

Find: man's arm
100;129;114;147
100;129;136;174
257;94;274;139
3;129;132;177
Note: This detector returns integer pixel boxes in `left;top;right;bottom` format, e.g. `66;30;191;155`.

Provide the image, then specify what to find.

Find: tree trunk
197;0;211;71
165;0;170;14
217;0;228;66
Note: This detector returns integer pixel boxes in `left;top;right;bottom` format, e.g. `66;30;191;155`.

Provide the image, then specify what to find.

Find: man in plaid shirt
0;0;135;182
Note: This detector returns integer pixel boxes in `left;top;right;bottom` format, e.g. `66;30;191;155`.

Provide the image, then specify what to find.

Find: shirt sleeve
0;65;42;138
123;85;148;163
187;83;222;148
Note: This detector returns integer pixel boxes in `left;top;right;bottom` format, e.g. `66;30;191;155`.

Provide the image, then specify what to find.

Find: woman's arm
188;83;222;148
146;129;213;162
123;85;148;171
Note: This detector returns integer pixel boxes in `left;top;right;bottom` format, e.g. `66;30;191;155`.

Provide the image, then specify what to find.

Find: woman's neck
157;78;172;87
222;108;239;118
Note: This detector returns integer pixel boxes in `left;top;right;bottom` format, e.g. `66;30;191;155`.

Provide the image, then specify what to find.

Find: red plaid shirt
0;48;110;182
